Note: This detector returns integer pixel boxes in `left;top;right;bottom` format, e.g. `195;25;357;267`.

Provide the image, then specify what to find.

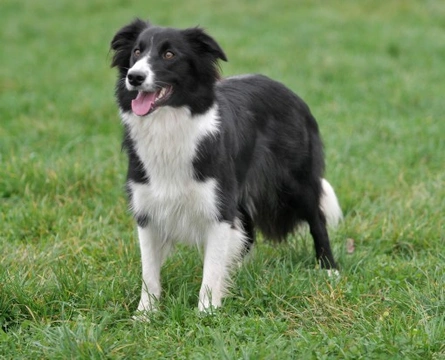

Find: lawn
1;0;444;358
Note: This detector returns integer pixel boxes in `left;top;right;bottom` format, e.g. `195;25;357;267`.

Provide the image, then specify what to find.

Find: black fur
111;19;338;269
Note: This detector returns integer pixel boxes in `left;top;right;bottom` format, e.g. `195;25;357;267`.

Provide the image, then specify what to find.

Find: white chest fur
121;106;221;244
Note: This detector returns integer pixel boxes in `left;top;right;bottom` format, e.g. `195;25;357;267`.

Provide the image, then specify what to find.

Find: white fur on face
125;54;156;92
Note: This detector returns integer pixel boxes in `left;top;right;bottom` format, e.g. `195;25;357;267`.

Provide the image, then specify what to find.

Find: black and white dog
110;19;342;313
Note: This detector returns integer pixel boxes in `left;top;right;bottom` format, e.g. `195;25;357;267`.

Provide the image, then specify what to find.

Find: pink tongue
131;91;157;116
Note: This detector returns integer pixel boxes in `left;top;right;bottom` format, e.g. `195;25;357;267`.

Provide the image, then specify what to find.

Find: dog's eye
134;49;141;58
163;51;175;60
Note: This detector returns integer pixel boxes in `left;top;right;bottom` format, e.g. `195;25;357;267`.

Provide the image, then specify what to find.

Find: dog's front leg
199;222;245;312
136;226;171;313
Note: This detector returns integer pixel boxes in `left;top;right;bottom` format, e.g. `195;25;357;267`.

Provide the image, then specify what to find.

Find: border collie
110;19;342;313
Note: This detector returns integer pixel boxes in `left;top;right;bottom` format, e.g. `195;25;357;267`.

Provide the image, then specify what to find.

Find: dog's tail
320;178;343;227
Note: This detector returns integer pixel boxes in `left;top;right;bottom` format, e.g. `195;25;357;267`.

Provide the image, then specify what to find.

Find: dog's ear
182;27;228;62
111;18;149;69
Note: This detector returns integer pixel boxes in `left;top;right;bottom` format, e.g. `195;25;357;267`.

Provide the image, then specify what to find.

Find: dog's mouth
131;86;173;116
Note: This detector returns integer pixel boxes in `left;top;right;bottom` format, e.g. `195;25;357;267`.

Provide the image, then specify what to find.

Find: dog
110;19;342;313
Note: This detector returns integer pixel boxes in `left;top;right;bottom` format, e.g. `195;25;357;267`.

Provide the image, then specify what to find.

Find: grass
1;0;444;358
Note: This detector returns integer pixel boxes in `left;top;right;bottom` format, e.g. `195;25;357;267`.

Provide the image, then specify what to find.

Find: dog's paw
326;269;340;278
132;305;158;322
137;297;159;312
198;296;221;314
132;311;153;322
197;304;219;317
132;299;158;322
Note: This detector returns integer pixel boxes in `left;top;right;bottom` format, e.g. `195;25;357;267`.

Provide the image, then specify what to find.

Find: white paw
326;269;340;278
137;293;159;312
197;303;219;315
132;311;152;322
198;294;221;313
132;300;159;322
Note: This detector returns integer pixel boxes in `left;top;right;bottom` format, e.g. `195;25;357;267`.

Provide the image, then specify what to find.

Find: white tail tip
320;178;343;228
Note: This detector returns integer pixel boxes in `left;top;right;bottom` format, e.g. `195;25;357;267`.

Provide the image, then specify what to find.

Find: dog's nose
127;71;146;87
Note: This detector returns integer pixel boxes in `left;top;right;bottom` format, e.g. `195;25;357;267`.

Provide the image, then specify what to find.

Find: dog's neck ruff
121;104;221;244
120;104;220;188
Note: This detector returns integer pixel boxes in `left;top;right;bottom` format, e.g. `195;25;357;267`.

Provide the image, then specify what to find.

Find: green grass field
1;0;444;358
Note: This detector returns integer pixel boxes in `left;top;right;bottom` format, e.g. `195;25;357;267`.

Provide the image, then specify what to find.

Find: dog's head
111;19;227;116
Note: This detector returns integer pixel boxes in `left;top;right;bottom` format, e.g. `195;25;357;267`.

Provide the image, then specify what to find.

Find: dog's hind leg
198;221;246;312
307;210;337;269
238;206;256;256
